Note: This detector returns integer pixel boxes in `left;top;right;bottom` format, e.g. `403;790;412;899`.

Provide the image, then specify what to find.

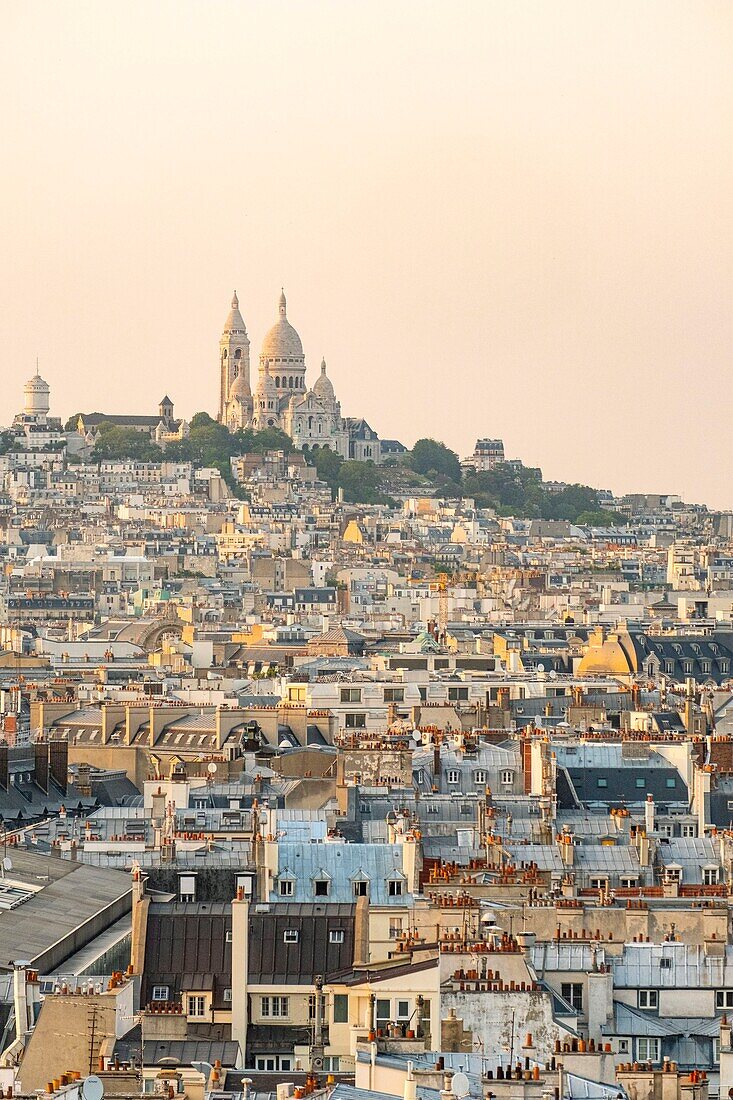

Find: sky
1;1;732;506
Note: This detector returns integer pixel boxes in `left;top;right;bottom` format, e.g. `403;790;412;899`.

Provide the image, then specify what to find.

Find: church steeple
219;290;251;425
278;288;287;321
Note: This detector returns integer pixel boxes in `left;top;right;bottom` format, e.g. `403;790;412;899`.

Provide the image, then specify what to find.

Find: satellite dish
537;663;545;674
82;1076;104;1100
549;670;557;680
452;1073;470;1098
2;857;12;873
207;763;217;775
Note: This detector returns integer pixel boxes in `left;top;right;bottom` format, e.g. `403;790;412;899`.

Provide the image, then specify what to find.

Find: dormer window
387;877;405;897
352;873;370;898
278;877;295;897
314;876;330;897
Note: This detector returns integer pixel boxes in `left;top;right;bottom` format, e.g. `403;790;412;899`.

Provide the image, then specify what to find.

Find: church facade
218;290;378;462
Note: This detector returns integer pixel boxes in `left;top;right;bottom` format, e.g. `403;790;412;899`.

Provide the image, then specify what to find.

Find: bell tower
219;291;251;423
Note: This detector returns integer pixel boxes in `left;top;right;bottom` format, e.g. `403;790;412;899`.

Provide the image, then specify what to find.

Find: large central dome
260;289;303;360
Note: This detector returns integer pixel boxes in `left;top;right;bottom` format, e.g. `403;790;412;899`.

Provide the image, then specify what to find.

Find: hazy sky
1;1;732;505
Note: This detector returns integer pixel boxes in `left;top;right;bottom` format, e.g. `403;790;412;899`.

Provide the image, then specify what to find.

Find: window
187;995;206;1018
681;824;697;837
388;879;404;897
501;770;514;786
288;686;306;703
333;994;348;1023
426;804;439;814
278;878;294;897
340;688;361;703
376;999;390;1024
323;1057;341;1073
329;929;345;944
283;929;299;943
255;1056;292;1072
666;777;676;788
638;990;658;1010
383;688;404;703
597;777;608;789
636;1037;660;1063
447;686;469;702
561;983;583;1011
353;880;369;897
659;957;672;970
389;916;404;938
314;878;330;897
223;988;232;1002
474;770;486;785
397;1000;410;1020
225;930;233;943
590;877;608;891
716;990;733;1010
635;777;646;789
447;770;460;784
261;996;289;1018
152;985;169;1001
345;713;366;729
178;874;196;903
617;1039;629;1054
703;867;719;885
620;877;638;889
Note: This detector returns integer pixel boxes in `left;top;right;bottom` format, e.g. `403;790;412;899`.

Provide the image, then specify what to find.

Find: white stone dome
260;290;303;359
229;370;252;401
313;358;335;403
256;361;278;401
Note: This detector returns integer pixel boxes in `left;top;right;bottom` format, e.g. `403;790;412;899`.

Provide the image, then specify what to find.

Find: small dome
229;371;252;401
313;358;335;403
256;360;278;400
260;289;303;360
25;372;49;393
223;290;247;336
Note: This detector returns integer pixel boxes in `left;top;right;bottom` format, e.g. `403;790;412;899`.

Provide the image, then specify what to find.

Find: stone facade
218;289;379;461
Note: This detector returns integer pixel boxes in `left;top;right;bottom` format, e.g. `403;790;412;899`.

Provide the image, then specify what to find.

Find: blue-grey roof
271;842;411;905
612;942;733;989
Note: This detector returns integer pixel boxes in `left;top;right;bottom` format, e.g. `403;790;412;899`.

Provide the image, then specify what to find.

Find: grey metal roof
0;851;131;970
271;842;411;905
612;942;733;989
143;1039;241;1065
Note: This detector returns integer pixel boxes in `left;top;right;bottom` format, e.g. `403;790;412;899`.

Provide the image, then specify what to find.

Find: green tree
189;411;217;430
310;447;343;491
91;425;163;462
337;460;394;505
64;414;81;431
407;438;462;485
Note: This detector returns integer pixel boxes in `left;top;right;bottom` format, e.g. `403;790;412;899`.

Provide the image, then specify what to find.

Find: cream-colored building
218;289;378;461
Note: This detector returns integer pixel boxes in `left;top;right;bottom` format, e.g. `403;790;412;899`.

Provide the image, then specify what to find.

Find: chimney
559;830;575;866
353;895;369;966
644;794;655;835
404;1062;416;1100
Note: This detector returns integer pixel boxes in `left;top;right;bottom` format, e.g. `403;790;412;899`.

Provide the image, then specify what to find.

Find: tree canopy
91;425;163;462
406;438;462;486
